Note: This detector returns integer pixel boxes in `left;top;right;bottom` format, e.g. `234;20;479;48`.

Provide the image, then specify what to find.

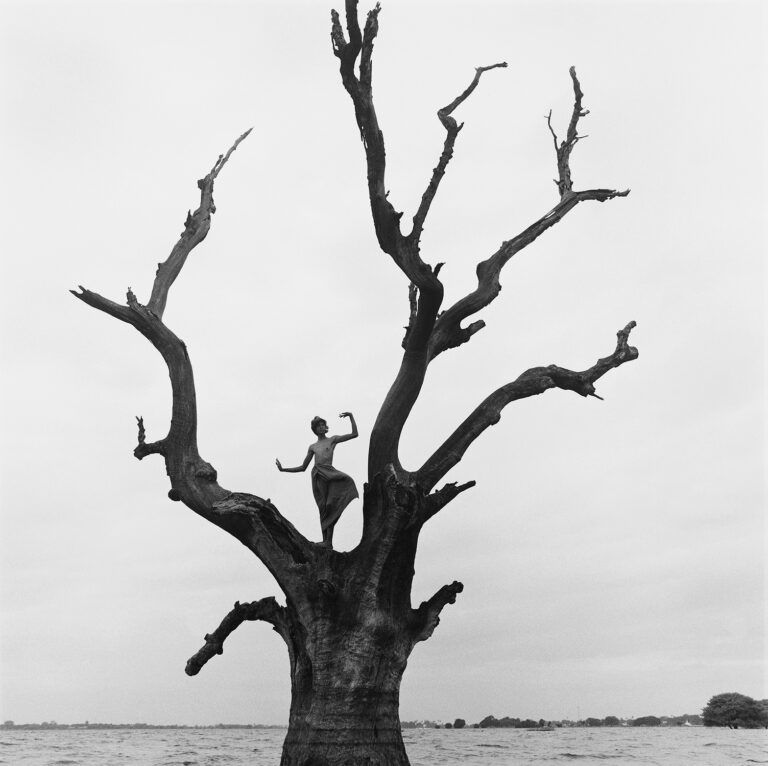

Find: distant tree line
0;721;278;730
477;716;550;729
10;692;766;732
392;713;703;729
431;693;768;730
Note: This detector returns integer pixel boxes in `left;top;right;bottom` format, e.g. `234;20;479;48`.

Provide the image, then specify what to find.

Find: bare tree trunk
271;474;460;766
281;621;410;765
277;476;426;765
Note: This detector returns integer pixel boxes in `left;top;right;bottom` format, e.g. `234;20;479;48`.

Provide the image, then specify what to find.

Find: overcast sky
1;0;764;726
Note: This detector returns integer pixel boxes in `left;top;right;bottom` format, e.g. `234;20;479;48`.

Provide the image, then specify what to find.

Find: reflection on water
1;726;766;765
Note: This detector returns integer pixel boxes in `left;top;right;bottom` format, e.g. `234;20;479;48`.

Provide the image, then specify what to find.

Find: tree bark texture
279;480;418;765
273;476;465;765
73;3;638;764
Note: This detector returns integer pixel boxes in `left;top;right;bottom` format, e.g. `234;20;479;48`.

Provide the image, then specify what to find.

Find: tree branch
72;283;314;587
418;322;638;491
72;136;315;594
410;581;464;643
409;62;507;243
331;1;439;292
420;480;476;523
548;66;588;198
133;415;165;460
185;597;288;676
427;68;630;361
72;284;225;508
147;129;251;320
400;282;419;349
332;2;449;479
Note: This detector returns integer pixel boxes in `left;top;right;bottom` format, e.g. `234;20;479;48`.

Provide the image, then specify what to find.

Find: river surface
1;726;766;765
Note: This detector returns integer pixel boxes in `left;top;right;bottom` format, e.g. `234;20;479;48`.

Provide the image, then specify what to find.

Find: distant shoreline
0;723;284;730
2;719;705;731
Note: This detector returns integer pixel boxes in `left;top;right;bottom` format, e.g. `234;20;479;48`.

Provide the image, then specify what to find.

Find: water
1;727;766;765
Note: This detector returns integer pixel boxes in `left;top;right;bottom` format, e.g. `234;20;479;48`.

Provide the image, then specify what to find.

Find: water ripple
0;726;764;765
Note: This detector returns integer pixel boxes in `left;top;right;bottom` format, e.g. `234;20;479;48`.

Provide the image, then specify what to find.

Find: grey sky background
1;0;764;726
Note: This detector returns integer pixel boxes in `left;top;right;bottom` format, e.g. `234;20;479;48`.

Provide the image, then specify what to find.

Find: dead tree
73;3;637;764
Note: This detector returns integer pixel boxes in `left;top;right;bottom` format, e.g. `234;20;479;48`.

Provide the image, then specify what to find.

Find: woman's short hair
310;416;327;435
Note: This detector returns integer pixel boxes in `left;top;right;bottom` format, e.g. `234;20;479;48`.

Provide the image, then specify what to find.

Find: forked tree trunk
279;478;422;766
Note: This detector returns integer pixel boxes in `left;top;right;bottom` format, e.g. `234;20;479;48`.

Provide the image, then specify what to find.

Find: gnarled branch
548;66;588;198
72;135;314;594
410;581;464;643
71;288;313;589
332;2;438;291
428;68;630;361
148;129;251;320
332;10;508;480
409;62;507;243
420;480;476;524
418;322;638;491
332;2;446;479
133;415;165;460
185;597;288;676
71;285;225;509
400;282;419;349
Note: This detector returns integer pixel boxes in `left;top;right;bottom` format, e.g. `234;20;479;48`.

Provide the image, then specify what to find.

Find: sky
0;0;765;727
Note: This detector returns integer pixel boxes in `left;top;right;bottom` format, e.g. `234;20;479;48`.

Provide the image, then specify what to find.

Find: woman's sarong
311;464;359;532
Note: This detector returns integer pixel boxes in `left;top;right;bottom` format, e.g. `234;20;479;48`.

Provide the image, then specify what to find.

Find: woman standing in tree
276;412;359;548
